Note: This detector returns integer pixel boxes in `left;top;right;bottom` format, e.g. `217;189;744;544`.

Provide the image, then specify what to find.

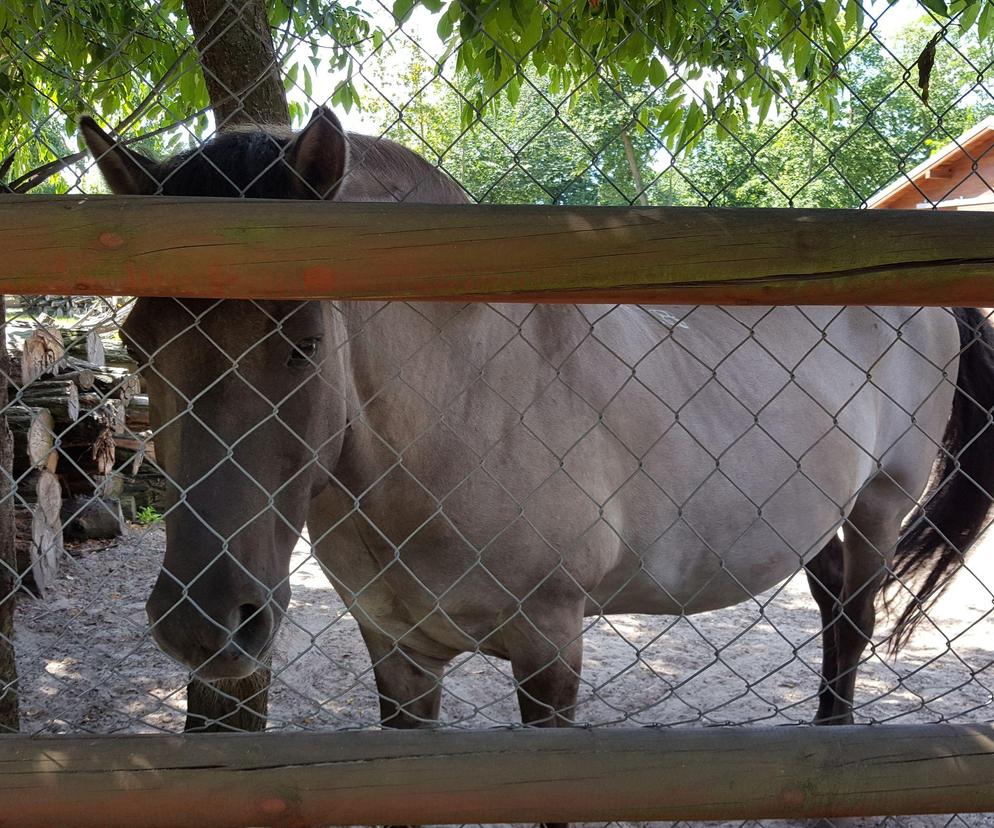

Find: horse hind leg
805;536;845;724
817;486;904;725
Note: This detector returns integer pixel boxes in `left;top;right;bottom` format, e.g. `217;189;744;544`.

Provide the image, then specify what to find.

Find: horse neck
338;133;470;205
331;134;480;472
334;129;474;410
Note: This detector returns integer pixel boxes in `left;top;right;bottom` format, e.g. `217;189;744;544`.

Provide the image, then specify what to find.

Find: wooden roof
867;116;994;209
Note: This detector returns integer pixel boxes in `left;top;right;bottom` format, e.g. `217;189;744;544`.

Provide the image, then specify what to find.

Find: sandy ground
12;523;994;827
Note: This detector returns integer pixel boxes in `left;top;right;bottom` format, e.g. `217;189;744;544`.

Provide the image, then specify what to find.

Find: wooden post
183;668;271;734
2;197;994;305
2;725;994;827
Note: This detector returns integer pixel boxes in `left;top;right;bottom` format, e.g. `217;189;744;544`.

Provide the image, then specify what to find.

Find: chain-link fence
3;0;994;824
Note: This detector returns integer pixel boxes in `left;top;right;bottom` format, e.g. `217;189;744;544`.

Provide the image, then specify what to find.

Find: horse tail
886;307;994;652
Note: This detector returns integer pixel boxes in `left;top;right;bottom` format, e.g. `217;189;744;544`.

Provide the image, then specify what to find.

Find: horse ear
79;116;160;195
287;107;349;199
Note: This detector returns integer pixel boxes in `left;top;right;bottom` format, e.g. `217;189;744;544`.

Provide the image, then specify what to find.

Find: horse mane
147;124;469;205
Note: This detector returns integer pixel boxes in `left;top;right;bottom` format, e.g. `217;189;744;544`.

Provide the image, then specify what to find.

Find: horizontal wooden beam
2;195;994;305
3;724;994;826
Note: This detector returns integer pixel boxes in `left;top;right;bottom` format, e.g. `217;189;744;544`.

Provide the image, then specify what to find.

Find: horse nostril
231;602;272;656
237;602;258;627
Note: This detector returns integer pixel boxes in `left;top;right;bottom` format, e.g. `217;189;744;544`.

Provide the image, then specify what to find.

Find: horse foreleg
359;624;445;729
805;537;845;724
506;610;583;728
505;604;584;828
358;625;446;828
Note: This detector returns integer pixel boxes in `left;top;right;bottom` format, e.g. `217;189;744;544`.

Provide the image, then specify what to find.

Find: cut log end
14;469;63;598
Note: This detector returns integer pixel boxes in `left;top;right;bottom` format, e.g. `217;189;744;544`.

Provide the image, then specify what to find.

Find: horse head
81;110;351;679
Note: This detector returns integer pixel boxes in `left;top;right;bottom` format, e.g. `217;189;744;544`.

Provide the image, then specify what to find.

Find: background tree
358;14;994;209
362;41;657;204
3;0;994;195
655;17;994;207
0;0;373;189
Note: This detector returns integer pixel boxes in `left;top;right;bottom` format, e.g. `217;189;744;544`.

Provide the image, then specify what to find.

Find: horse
80;108;994;743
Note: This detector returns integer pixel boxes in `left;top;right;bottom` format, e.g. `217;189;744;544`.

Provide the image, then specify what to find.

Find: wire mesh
2;0;994;825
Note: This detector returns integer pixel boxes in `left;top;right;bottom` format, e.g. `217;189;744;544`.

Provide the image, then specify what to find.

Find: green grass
136;505;162;525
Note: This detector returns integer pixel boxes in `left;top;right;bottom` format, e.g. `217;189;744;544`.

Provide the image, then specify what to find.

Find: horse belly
593;426;869;616
591;523;822;616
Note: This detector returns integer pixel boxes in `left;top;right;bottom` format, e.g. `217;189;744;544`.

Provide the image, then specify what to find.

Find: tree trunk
184;0;289;129
181;0;285;731
184;669;271;733
77;394;125;435
0;294;18;731
17;380;79;424
620;128;649;207
55;368;96;392
125;395;150;432
116;458;169;515
58;433;117;495
62;359;140;404
90;371;140;407
95;343;138;373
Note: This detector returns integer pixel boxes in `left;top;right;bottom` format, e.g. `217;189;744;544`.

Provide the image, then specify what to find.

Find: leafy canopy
0;0;372;187
398;0;994;146
2;0;992;192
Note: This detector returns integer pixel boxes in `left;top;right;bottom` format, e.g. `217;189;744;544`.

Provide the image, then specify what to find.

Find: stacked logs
5;323;160;597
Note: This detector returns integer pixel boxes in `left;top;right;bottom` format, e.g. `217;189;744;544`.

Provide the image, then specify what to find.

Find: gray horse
81;109;994;738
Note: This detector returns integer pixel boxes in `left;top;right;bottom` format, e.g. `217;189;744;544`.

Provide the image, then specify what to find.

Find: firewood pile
6;315;166;597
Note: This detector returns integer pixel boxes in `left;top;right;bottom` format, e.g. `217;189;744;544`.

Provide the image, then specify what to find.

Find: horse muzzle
147;587;277;680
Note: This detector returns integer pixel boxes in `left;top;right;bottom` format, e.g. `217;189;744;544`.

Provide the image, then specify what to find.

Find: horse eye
288;336;322;367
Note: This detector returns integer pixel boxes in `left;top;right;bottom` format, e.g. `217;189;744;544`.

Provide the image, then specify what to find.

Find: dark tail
886;307;994;651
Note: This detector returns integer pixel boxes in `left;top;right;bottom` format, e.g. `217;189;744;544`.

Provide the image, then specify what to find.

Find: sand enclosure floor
13;523;994;827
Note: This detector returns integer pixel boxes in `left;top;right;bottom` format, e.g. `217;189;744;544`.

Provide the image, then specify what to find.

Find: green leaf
960;0;982;32
757;90;773;124
793;33;812;74
437;9;454;40
506;76;521;106
392;0;416;24
284;62;299;92
648;57;666;87
845;0;865;30
978;0;994;38
919;0;949;15
629;58;649;85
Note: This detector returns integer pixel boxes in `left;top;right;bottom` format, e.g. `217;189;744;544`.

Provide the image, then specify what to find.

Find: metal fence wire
2;0;994;824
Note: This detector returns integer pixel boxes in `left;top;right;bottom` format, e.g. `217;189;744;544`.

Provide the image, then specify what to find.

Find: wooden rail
3;195;994;304
3;724;994;826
